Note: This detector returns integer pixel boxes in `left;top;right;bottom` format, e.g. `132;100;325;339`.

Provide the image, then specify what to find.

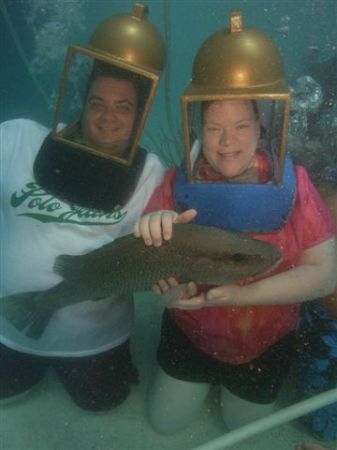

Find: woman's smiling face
202;100;261;181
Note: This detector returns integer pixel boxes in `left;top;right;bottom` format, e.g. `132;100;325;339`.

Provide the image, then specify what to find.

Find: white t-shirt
0;119;165;357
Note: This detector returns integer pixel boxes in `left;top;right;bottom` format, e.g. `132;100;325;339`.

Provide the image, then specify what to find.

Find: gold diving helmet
181;10;291;184
52;3;166;165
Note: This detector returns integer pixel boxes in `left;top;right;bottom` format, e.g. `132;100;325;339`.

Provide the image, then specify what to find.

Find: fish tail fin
25;310;54;339
0;290;54;339
0;291;40;330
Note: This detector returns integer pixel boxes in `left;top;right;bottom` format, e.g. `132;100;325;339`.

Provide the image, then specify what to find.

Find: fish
0;223;282;339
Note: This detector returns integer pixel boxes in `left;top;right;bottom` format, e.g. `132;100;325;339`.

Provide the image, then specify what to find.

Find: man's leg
52;340;138;411
0;343;47;404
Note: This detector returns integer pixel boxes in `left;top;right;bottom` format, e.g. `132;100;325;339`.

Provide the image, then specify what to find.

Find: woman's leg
219;332;297;430
147;365;210;434
220;386;276;430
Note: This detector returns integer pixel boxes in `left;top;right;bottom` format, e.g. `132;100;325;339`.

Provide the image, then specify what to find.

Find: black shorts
157;310;297;404
0;341;138;411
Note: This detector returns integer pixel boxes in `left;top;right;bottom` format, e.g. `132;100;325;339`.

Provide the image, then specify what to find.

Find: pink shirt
145;166;336;364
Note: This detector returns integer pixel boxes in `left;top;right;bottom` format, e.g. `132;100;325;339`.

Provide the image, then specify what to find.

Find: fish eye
231;253;247;263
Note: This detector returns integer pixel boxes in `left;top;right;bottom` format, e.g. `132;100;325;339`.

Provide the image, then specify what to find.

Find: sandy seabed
1;292;335;450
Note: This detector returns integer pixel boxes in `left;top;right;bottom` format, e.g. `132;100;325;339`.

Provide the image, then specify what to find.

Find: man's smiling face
81;76;138;156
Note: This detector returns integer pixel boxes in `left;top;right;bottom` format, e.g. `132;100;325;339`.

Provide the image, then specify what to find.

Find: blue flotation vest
174;154;297;233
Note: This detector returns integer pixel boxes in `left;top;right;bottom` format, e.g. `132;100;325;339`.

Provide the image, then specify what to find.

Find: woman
134;99;337;433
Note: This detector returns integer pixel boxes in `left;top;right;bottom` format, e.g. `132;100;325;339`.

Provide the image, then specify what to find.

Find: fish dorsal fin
53;254;80;279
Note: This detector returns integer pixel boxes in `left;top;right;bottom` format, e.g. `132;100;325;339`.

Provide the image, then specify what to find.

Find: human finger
172;292;206;309
205;285;232;304
166;277;179;287
147;212;169;247
166;282;199;309
133;214;153;245
174;209;197;225
161;211;179;241
153;279;172;294
134;212;166;246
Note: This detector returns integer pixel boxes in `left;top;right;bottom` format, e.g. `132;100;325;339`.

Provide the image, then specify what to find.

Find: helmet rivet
230;10;243;33
132;3;149;20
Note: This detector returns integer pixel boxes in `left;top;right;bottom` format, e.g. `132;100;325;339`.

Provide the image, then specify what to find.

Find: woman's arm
194;237;337;308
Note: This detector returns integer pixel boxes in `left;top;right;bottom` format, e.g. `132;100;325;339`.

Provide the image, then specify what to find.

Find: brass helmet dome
89;3;166;74
185;10;289;97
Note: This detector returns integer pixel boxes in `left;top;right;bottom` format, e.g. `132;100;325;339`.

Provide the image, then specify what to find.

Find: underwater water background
1;1;337;450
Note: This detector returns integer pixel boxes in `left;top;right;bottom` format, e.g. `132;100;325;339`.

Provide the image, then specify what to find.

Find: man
0;62;165;411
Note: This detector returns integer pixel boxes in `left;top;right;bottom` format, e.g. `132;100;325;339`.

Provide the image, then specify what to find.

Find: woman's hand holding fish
153;277;199;308
134;209;197;246
195;284;243;307
178;284;243;309
153;277;241;309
